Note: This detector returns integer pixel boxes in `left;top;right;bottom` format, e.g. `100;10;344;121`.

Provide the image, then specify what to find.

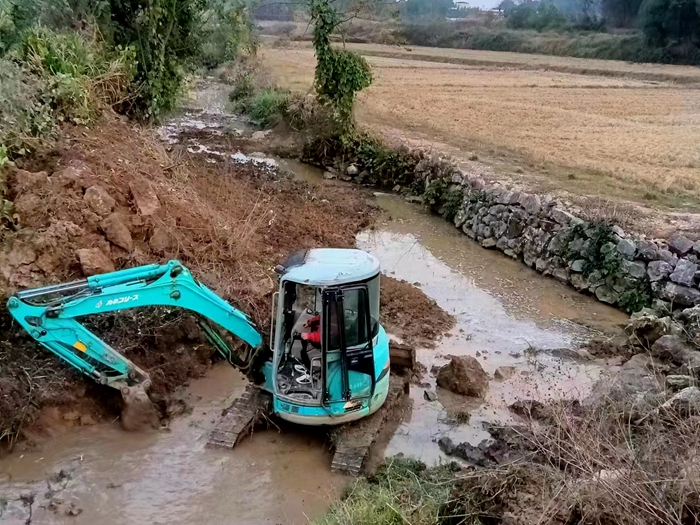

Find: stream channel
0;79;628;524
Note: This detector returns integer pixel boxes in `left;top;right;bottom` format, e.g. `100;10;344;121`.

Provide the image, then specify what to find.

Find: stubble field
262;41;700;215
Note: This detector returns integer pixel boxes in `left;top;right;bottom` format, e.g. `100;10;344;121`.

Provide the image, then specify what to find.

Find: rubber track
330;375;409;476
206;385;271;449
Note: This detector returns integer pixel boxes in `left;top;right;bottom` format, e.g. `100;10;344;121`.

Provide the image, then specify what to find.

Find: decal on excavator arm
96;295;139;309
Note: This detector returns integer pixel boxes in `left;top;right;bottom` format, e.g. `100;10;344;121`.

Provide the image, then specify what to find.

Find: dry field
262;41;700;215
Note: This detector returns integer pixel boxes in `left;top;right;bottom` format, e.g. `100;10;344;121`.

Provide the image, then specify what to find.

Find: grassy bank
318;388;700;524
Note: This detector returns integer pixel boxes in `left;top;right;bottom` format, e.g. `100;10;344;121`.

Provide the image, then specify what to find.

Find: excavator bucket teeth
207;385;272;449
120;384;160;431
330;375;410;476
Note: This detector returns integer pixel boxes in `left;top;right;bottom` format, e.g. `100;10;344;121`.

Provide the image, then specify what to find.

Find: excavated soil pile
0;112;374;439
380;277;454;347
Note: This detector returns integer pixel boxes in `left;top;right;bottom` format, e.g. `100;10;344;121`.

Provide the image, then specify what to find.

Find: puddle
356;193;628;464
0;365;344;525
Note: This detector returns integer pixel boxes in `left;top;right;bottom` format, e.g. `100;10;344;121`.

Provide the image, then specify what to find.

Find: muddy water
0;366;344;525
356;193;628;463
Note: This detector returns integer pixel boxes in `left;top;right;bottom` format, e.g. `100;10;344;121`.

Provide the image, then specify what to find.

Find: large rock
621;259;646;279
14;169;49;194
660;387;700;418
670;259;697;286
101;214;133;251
651;335;700;371
668;233;694;256
549;207;575;225
76;248;115;276
595;285;619;305
7;241;37;267
83;185;116;217
625;315;682;347
647;260;673;282
660;282;700;306
149;227;176;254
436;356;489;397
617;238;637;259
659;249;678;267
617;354;662;394
637;240;659;262
129;179;160;216
438;437;493;467
518;193;541;214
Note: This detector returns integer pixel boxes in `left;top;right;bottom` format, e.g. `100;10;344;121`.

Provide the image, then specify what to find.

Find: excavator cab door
322;287;375;409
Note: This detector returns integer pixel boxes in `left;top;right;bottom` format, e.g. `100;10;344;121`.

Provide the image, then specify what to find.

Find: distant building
455;1;471;8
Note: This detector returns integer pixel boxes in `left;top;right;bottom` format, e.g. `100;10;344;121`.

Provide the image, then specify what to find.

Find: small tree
309;0;372;135
497;0;516;12
108;0;208;120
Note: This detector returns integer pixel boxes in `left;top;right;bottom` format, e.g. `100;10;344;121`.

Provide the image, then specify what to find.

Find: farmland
262;41;700;215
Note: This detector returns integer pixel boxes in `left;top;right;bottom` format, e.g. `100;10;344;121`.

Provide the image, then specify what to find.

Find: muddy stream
0;79;628;524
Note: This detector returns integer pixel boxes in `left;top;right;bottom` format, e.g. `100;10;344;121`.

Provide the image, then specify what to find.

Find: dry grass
318;393;700;525
262;42;700;212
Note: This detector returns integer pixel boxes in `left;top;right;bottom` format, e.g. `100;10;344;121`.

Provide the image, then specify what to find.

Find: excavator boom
7;261;267;393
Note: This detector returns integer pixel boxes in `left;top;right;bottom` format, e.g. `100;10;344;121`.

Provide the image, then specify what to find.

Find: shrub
0;58;54;157
108;0;208;120
200;1;259;69
17;26;135;123
229;70;256;102
505;2;568;31
242;87;290;126
639;0;700;47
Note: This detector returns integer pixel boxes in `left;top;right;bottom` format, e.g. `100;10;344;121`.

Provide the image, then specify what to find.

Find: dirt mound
0;112;377;440
380;276;454;347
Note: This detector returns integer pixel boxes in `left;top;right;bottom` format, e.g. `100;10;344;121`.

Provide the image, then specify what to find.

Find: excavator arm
7;260;268;393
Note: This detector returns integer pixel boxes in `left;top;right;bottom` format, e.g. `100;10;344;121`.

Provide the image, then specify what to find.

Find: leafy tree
497;0;516;12
107;0;208;120
309;0;372;134
639;0;700;45
400;0;455;19
505;1;568;31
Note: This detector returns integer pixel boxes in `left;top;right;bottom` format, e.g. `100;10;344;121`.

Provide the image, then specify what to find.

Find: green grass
316;459;459;525
233;87;291;126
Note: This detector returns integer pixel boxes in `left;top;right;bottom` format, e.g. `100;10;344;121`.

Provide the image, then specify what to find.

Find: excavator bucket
119;383;160;431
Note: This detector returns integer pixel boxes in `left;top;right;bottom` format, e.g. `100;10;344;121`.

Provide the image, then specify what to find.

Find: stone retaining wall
342;155;700;319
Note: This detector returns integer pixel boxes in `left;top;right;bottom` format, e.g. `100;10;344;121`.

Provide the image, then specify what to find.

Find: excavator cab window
275;282;324;403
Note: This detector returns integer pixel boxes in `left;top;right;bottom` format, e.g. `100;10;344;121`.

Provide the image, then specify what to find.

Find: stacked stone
408;167;700;318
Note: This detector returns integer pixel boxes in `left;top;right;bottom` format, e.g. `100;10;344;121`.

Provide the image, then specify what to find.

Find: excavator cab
268;249;390;425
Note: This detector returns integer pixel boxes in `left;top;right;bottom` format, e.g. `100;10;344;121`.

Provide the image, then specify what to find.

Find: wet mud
0;365;345;525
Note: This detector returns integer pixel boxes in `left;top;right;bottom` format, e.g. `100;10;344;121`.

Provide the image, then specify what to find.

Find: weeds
317;459;460;525
319;391;700;525
240;87;290;126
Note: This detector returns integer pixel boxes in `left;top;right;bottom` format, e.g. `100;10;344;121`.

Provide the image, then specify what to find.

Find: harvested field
263;42;700;216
